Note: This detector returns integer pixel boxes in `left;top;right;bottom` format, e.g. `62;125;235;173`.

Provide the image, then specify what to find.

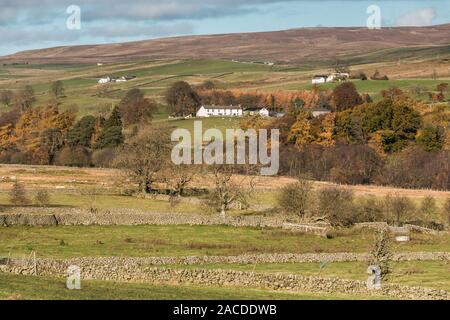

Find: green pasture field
0;272;387;300
0;225;448;259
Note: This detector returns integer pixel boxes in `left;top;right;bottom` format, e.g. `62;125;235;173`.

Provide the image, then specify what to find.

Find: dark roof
244;107;266;111
311;108;331;112
203;105;242;110
313;75;328;78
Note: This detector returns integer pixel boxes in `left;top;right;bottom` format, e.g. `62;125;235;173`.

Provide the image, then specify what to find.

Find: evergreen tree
104;106;122;128
66;115;96;147
94;107;124;149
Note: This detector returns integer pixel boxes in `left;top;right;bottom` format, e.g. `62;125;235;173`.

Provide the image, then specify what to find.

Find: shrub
34;189;51;207
355;196;384;222
277;179;313;217
55;146;92;167
9;181;30;206
384;194;415;226
444;198;450;226
419;196;437;221
92;148;117;168
315;186;356;227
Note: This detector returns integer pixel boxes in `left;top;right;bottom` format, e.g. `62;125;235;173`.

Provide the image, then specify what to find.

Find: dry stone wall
0;208;287;228
1;261;448;300
4;252;448;269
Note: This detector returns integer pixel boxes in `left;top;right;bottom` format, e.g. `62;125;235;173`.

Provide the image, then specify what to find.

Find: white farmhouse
98;76;111;84
327;73;350;82
312;75;328;84
196;105;243;118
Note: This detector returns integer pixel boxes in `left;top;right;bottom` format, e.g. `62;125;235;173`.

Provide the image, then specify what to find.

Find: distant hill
2;24;450;64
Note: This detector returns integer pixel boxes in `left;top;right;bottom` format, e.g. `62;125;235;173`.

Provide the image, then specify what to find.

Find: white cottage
312;75;328;84
196;105;243;118
98;76;112;84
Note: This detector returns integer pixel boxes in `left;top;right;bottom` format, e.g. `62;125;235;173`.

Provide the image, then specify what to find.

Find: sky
0;0;449;56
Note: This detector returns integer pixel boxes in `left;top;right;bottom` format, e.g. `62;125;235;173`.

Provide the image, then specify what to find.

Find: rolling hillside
2;24;450;64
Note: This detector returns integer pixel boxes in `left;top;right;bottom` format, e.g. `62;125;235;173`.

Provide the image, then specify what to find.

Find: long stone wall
3;252;448;269
1;261;448;300
0;208;286;228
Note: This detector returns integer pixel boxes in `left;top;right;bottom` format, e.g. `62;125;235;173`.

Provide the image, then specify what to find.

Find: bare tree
115;125;171;194
0;90;13;107
207;165;256;217
277;179;313;218
163;164;198;198
384;194;415;226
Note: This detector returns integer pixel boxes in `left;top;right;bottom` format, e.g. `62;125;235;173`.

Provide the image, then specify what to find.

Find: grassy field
1;58;448;118
0;273;386;300
1;225;448;259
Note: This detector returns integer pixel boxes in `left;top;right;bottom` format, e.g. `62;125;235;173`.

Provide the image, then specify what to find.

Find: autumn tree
330;82;362;111
39;128;65;164
12;105;75;163
118;88;157;126
288;116;314;148
334;98;422;152
115;125;171;194
166;81;201;117
416;125;445;152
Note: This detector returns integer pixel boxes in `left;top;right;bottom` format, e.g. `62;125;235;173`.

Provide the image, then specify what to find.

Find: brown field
1;164;449;199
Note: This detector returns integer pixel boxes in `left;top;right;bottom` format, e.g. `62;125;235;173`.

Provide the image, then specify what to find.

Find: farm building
312;72;350;84
196;105;243;117
312;108;332;117
312;75;328;84
98;76;112;84
244;107;270;117
98;75;136;84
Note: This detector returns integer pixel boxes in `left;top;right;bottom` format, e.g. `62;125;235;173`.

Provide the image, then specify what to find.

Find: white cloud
396;8;436;27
